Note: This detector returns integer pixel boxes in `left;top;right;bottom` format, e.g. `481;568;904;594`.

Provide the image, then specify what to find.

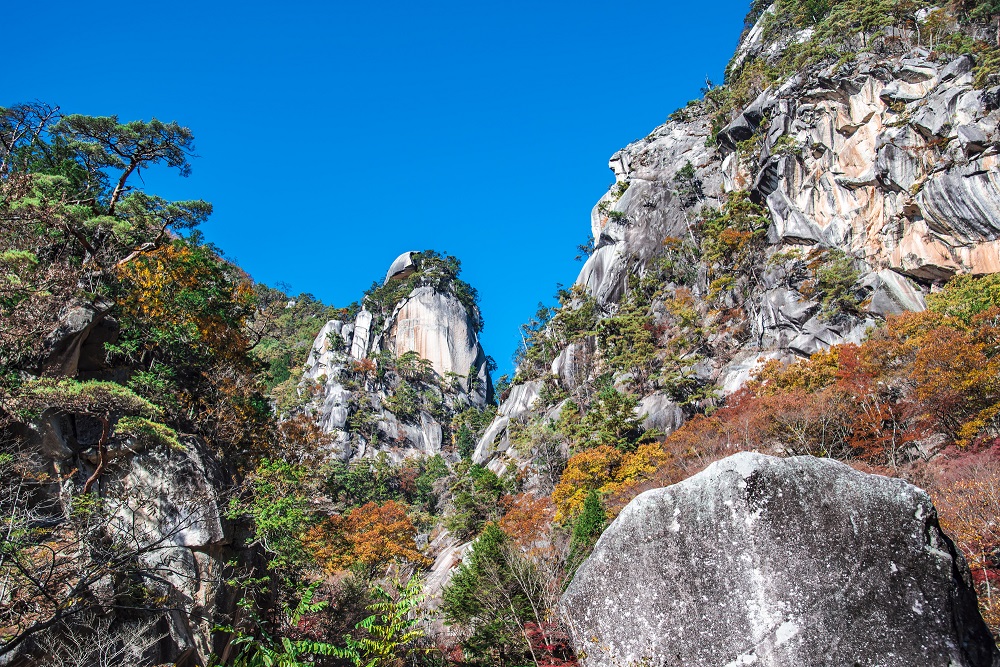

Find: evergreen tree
567;490;606;576
442;524;542;664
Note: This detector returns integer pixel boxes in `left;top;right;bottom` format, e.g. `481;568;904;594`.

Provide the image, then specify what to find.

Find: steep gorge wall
474;8;1000;472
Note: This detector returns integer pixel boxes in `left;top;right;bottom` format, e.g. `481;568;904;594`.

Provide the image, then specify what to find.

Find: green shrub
445;462;517;539
927;274;1000;323
802;248;861;321
441;523;542;664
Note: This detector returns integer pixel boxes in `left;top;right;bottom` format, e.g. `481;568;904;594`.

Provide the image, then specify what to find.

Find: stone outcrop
384;251;417;283
38;297;117;377
20;415;231;666
561;452;1000;667
472;13;1000;475
384;286;487;384
472;380;542;466
113;435;230;663
302;254;492;462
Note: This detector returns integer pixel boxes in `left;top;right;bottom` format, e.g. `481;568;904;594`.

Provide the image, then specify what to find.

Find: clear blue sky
7;0;750;377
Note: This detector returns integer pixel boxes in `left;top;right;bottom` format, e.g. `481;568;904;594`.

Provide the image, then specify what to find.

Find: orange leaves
276;413;336;466
932;457;1000;634
115;241;253;360
727;305;1000;463
351;358;378;385
304;500;430;574
499;494;555;550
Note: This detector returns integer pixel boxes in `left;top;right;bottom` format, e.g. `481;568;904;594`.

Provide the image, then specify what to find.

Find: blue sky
7;0;750;377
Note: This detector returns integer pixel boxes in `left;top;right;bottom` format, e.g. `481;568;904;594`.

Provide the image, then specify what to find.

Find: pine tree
567;490;606;577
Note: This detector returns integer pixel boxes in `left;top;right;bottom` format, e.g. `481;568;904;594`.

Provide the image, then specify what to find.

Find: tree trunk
83;415;110;494
108;160;138;215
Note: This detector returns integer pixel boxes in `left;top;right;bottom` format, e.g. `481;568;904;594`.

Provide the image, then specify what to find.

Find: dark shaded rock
742;88;777;128
384;250;417;283
717;90;777;154
77;314;119;374
957;125;989;156
940;54;975;82
717;114;756;153
863;269;927;317
765;189;821;245
751;156;782;201
761;288;819;329
561;453;999;667
40;297;114;377
985;86;1000;111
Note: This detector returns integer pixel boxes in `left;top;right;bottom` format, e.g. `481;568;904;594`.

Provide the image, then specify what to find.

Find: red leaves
499;494;556;549
523;621;578;667
931;453;1000;634
714;308;1000;465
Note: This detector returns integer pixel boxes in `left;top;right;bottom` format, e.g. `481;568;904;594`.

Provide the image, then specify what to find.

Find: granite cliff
300;250;494;463
473;3;1000;475
4;1;1000;665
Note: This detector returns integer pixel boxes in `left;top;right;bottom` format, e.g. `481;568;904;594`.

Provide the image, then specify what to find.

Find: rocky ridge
473;5;1000;474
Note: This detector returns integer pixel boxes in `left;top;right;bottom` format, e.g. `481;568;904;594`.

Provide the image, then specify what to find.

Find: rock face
113;435;230;663
384;285;487;383
472;15;1000;476
561;453;999;667
22;415;231;666
38;297;117;377
384;250;417;283
472;380;542;466
302;253;492;462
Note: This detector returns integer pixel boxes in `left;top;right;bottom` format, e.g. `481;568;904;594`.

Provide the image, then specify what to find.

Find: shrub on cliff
442;523;543;665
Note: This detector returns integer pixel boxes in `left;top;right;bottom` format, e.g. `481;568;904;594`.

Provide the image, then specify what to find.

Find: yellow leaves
552;443;670;523
617;442;671;481
115;242;252;359
552;446;621;523
752;347;840;394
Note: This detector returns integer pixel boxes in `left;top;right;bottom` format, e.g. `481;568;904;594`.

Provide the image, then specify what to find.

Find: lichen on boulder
561;452;999;667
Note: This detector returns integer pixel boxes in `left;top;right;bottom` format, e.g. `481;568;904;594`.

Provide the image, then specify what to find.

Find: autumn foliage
932;453;1000;634
498;494;555;550
546;275;1000;632
305;501;431;574
552;443;673;522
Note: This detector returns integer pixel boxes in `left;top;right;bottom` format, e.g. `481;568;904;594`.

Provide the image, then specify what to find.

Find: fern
224;582;351;667
342;576;429;667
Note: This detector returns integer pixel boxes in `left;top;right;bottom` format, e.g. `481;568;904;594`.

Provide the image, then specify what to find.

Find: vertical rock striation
301;252;492;462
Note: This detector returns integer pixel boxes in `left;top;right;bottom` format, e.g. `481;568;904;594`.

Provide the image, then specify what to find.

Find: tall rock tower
301;251;492;462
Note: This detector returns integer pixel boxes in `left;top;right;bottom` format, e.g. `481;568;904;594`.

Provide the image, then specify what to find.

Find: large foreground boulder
561;453;999;667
